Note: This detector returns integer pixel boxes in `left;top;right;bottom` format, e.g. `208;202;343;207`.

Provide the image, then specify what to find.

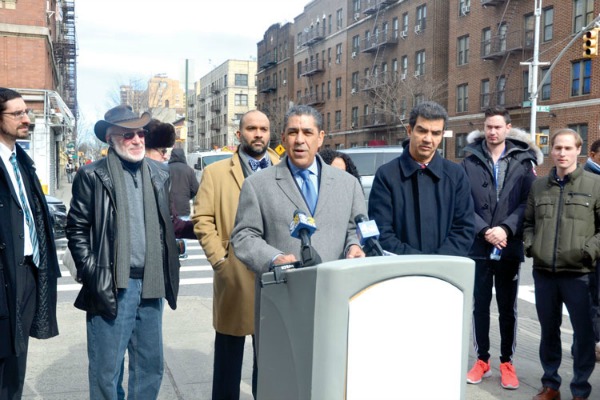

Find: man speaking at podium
231;105;366;353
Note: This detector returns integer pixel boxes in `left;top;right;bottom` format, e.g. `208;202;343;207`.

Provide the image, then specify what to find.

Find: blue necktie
9;153;40;267
249;158;269;172
299;169;317;215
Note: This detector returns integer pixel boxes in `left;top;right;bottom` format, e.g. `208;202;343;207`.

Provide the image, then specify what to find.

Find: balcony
210;122;221;131
300;93;325;107
480;87;525;110
259;81;277;93
481;30;534;60
210;103;221;113
362;113;392;128
481;0;505;6
300;29;325;47
259;53;278;70
197;109;206;119
210;84;221;94
362;72;393;91
299;60;325;77
362;30;398;53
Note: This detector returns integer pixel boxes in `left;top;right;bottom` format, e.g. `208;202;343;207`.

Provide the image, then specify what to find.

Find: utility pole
520;0;549;141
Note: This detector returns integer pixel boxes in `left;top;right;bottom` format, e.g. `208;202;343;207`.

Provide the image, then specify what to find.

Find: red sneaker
466;359;491;384
499;362;519;389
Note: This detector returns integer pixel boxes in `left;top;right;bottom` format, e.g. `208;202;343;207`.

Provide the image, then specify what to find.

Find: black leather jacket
66;157;180;319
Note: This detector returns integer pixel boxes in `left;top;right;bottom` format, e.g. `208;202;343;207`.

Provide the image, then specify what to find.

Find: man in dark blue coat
461;107;541;390
368;101;474;256
0;88;60;399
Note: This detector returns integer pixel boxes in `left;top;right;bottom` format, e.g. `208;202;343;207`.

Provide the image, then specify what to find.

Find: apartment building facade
257;0;600;170
0;0;77;194
187;60;257;151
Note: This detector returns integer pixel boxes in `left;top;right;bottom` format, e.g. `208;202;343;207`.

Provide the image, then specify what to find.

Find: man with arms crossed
193;110;279;400
462;106;541;389
524;129;599;400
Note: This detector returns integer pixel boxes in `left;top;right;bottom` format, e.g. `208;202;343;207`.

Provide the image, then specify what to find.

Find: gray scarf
107;149;165;298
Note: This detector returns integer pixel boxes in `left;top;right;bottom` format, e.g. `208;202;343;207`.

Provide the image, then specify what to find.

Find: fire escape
298;20;326;108
52;0;77;120
361;0;398;129
480;0;533;110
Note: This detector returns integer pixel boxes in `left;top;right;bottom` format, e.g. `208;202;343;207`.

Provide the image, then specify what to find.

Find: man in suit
194;110;279;400
231;105;366;357
368;101;474;256
0;87;60;399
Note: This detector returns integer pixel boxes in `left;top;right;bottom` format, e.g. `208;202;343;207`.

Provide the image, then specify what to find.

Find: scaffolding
53;0;78;120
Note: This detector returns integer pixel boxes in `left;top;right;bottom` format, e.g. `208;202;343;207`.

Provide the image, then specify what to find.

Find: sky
76;0;309;141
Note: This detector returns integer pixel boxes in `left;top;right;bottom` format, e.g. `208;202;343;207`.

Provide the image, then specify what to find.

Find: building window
401;55;408;75
351;107;359;127
234;94;248;106
336;78;342;97
327;81;331;99
352;35;360;53
351;72;359;91
543;7;554;42
524;14;535;47
328;48;332;64
541;67;551;100
297;62;302;79
573;0;594;33
457;35;469;66
402;12;408;33
568;123;588;151
457;84;469;113
336;8;343;30
499;23;507;52
328;14;332;34
455;133;468;158
393;17;399;39
326;112;331;131
416;5;427;30
496;76;506;105
353;0;360;13
297;32;302;48
482;28;491;56
336;43;342;63
335;110;342;130
415;50;425;76
571;59;591;96
523;70;530;102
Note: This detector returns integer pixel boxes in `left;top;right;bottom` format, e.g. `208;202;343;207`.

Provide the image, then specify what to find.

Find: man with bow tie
193;110;279;400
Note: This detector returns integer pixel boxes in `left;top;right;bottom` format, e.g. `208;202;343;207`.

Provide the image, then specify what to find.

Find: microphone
289;210;322;267
355;214;385;257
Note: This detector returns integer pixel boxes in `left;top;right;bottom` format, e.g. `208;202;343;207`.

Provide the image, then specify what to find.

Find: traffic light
535;133;549;147
583;28;600;58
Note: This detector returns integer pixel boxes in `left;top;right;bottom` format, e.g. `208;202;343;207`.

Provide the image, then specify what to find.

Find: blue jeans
87;278;164;400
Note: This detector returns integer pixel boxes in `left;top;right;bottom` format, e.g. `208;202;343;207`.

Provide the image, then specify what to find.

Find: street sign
536;106;550;112
275;144;286;156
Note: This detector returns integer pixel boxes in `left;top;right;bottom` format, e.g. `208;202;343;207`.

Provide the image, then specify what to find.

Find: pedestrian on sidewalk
65;159;75;183
193;110;279;399
66;105;180;399
583;138;600;363
462;106;542;390
168;148;199;219
0;88;60;399
524;128;599;400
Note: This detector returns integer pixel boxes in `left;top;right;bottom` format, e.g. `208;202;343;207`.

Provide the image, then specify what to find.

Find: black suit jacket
0;144;60;358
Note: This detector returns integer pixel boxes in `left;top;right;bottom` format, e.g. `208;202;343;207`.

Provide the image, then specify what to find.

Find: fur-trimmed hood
466;127;544;165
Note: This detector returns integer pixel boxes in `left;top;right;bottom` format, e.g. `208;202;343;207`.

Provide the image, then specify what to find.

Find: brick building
257;0;600;171
0;0;77;194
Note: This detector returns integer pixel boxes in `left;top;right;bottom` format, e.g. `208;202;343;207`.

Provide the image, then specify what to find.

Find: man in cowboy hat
66;105;180;399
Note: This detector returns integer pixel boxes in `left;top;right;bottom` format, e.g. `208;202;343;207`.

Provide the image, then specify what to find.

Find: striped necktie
9;153;40;267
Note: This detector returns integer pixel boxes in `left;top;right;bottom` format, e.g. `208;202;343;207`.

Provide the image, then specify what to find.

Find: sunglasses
111;129;147;141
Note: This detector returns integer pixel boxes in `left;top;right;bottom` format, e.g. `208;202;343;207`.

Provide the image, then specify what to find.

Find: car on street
45;195;67;239
339;146;403;208
187;150;234;182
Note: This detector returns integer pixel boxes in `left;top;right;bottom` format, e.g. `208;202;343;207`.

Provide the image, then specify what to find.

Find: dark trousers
533;269;596;399
0;260;37;400
472;259;520;363
212;331;257;400
591;262;600;343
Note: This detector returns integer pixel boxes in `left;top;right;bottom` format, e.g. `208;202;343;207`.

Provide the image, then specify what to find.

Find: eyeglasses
2;109;32;120
158;148;167;155
111;129;147;141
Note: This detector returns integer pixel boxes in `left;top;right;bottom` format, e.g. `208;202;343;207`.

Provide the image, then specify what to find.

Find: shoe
532;386;561;400
500;362;519;389
466;359;491;384
595;343;600;362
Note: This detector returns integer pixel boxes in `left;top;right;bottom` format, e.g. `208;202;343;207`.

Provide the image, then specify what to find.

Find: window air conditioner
351;88;358;94
354;13;360;21
400;72;407;80
352;51;357;59
461;5;470;15
400;30;408;39
414;24;421;34
414;70;421;78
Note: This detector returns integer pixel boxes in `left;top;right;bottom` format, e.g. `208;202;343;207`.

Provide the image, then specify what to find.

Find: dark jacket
368;141;475;256
66;157;180;319
0;144;60;358
461;128;542;261
168;149;199;216
524;166;600;274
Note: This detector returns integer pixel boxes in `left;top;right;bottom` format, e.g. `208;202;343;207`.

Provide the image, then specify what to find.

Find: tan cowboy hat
94;105;151;143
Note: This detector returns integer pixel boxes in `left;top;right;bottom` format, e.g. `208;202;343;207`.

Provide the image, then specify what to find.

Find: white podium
257;255;475;400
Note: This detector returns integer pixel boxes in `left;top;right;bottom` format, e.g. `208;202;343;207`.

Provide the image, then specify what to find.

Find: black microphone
290;210;322;267
355;214;385;257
